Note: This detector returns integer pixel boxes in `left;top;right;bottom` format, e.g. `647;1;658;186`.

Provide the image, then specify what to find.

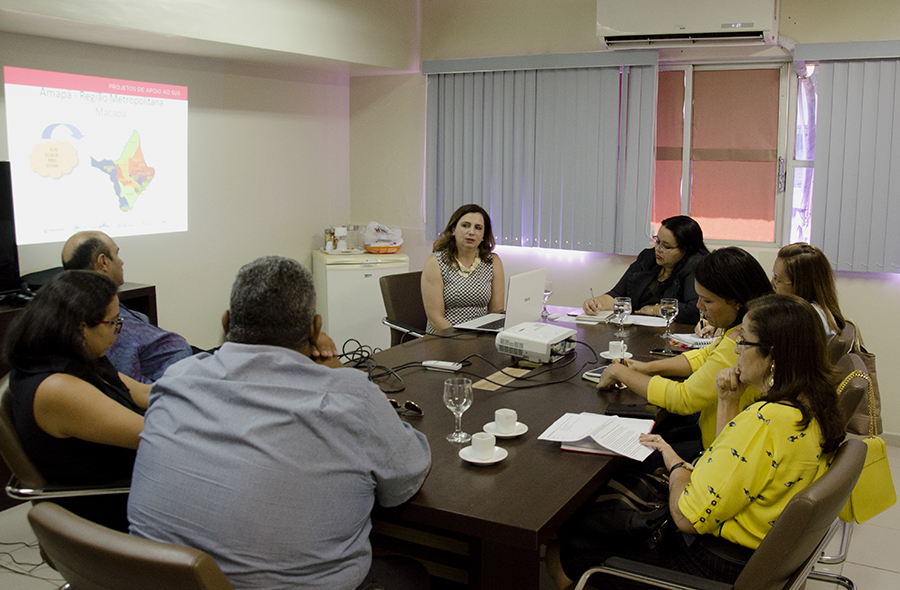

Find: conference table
368;306;690;590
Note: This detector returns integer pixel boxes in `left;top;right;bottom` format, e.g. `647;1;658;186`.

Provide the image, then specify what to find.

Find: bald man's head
62;231;125;286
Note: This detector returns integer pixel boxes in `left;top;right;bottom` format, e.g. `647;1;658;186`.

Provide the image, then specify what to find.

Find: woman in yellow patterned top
561;294;846;586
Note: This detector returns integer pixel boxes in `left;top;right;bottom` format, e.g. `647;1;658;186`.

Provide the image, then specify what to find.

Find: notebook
453;267;547;332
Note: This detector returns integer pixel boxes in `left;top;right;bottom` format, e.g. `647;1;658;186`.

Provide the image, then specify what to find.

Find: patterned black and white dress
426;254;494;333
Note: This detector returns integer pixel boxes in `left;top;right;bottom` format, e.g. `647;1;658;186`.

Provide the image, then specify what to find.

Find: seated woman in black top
583;216;708;324
3;270;151;531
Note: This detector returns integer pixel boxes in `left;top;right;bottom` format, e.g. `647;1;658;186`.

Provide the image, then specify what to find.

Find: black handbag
562;472;672;552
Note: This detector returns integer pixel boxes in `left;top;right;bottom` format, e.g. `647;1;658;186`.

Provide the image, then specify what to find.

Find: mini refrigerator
312;249;409;352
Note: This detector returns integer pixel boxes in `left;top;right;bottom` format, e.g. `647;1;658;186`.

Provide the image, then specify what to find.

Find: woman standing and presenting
583;216;708;325
422;204;505;333
4;271;151;532
561;294;846;585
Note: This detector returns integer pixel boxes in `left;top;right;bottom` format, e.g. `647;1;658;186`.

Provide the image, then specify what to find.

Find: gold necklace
455;256;481;278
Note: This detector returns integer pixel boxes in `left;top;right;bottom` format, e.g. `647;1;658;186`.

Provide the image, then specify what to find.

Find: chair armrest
573;557;734;590
7;475;130;500
381;318;426;338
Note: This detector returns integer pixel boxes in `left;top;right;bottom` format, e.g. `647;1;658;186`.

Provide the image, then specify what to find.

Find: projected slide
3;66;188;245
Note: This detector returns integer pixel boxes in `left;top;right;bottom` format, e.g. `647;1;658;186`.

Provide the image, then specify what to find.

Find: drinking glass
443;377;474;443
659;298;678;340
541;281;553;318
613;296;631;338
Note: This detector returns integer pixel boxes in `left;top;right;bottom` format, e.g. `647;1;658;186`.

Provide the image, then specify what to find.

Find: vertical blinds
799;41;900;273
425;59;658;256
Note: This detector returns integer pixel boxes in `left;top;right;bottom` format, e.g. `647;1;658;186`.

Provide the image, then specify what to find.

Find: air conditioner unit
597;0;780;50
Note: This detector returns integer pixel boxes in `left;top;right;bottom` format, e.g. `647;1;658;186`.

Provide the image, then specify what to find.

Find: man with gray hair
128;256;432;590
61;230;192;382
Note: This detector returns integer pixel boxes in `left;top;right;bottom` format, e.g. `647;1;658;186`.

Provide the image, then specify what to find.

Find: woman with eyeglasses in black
3;270;149;531
583;216;709;325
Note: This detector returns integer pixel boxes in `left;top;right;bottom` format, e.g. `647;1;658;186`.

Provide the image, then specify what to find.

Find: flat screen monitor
0;161;22;295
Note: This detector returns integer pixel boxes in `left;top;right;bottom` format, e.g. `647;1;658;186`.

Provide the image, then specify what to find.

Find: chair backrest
28;502;235;590
0;374;48;492
379;271;427;346
827;322;854;365
733;439;866;590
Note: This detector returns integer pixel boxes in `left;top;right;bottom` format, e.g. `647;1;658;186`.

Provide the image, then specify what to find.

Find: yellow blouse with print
678;401;831;550
646;326;760;448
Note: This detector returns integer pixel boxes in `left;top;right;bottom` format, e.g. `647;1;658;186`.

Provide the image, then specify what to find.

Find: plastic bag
362;221;403;246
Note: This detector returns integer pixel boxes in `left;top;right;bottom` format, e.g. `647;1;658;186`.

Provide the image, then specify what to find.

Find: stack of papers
538;412;655;461
575;311;613;323
574;313;667;327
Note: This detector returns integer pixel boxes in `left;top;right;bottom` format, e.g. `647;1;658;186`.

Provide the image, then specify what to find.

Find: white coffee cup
471;432;496;460
608;340;628;357
495;409;518;434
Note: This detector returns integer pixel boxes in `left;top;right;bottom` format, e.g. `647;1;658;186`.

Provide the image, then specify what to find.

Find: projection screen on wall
3;66;188;245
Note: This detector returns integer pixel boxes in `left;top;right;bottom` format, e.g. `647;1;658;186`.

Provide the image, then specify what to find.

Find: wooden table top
370;306;690;550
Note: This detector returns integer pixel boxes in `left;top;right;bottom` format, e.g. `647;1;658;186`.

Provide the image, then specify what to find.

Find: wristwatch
668;461;694;476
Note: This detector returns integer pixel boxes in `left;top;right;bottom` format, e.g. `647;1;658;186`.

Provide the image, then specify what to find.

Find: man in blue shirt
127;256;432;590
61;231;192;382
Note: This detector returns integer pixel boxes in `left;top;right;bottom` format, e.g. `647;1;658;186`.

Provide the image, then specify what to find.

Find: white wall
0;0;420;71
1;32;352;349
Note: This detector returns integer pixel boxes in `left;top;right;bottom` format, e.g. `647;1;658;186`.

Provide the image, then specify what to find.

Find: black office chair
379;271;428;346
28;502;235;590
565;439;866;590
0;374;130;501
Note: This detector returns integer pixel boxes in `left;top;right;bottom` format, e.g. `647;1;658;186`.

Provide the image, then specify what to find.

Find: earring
767;361;775;388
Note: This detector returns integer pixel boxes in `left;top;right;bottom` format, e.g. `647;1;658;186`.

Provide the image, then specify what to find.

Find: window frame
655;61;793;248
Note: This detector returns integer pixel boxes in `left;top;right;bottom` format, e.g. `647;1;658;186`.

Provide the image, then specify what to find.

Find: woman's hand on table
639;433;680;469
695;319;718;338
619;358;651;374
594;362;624;389
636;304;659;316
583;297;601;315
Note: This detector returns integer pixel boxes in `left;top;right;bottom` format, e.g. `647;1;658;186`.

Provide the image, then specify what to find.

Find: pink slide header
3;66;187;100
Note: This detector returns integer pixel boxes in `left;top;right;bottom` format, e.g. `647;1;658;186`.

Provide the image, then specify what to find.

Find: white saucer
600;351;633;360
483;421;529;438
459;446;508;465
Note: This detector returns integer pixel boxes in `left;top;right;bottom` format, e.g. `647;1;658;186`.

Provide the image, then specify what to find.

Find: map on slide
90;130;156;212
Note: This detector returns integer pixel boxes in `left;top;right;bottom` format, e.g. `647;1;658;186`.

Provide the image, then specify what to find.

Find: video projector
495;322;577;364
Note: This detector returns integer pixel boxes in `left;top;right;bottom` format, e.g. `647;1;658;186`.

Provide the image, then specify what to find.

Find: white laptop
453;268;547;332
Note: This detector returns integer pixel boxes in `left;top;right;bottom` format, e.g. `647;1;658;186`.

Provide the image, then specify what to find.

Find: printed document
538;412;655;461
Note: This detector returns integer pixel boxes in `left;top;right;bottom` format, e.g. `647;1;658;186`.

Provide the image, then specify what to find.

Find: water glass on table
541;281;553;318
613;296;632;338
659;298;678;340
444;377;473;443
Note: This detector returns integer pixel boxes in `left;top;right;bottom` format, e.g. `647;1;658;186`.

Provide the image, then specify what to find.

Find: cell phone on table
582;366;608;383
604;403;658;420
649;348;683;357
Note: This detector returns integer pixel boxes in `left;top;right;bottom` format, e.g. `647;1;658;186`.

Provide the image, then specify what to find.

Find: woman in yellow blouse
595;247;773;457
561;294;846;585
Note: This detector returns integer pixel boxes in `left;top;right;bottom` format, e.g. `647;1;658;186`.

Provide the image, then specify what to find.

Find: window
788;64;817;244
652;64;790;244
